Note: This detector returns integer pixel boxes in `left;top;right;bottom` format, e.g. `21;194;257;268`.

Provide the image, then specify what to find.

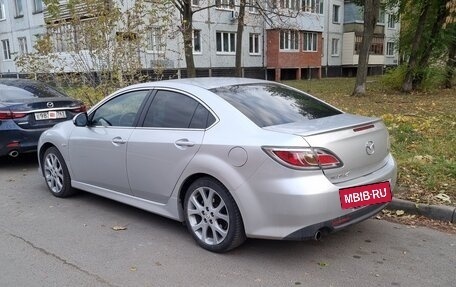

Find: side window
143;90;213;129
91;90;149;127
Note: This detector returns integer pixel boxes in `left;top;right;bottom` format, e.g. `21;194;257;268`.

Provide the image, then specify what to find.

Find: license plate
339;181;392;209
35;111;66;121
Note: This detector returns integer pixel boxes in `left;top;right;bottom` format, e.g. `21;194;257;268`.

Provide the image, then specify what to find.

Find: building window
193;30;201;53
2;39;11;60
147;27;165;53
249;33;260;55
280;0;300;10
302;0;323;14
303;32;317;52
332;5;340;23
216;31;236;53
387;14;396;29
33;0;43;13
18;37;28;55
331;38;339;55
0;0;5;20
280;30;299;51
248;0;258;13
14;0;24;17
216;0;234;9
355;35;384;55
378;8;385;24
386;42;395;56
192;0;199;6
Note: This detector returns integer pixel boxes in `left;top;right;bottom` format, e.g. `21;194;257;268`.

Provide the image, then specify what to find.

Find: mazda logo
366;141;375;155
46;102;54;108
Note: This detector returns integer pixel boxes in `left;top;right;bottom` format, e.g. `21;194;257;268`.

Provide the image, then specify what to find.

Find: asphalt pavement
0;154;455;287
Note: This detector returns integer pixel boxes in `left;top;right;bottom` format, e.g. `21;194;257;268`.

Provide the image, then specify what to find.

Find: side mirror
73;112;88;127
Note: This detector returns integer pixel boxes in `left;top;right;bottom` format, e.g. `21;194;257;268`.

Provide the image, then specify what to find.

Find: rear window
211;84;342;127
0;81;67;102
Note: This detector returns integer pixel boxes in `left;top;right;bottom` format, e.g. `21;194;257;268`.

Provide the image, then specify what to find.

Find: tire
184;177;246;253
42;147;77;198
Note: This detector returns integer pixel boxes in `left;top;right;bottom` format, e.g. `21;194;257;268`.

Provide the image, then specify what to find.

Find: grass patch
285;77;456;206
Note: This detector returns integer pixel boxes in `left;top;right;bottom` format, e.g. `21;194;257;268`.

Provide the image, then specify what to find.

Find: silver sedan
38;78;397;252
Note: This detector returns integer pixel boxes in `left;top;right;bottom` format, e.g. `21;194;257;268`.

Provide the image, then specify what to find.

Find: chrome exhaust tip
8;150;19;158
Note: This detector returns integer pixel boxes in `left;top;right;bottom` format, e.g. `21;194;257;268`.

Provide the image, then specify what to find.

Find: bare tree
352;0;381;96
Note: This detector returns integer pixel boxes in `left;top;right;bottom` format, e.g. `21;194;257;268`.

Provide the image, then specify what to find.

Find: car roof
122;77;272;91
0;78;45;86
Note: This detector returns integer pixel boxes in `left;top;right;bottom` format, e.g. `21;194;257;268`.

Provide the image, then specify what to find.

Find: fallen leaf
396;210;405;216
317;262;328;267
130;266;137;272
112;225;127;231
434;193;451;203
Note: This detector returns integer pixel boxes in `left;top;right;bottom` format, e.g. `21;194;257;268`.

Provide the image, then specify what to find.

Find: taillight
263;147;343;170
0;110;12;120
0;110;27;119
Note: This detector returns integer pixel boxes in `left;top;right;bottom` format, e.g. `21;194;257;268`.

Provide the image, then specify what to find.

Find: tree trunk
402;0;431;92
413;0;448;89
444;40;456;88
235;0;246;77
352;0;380;97
181;2;196;78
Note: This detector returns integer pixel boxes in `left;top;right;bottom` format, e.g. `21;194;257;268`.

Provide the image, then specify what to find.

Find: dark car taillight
262;147;343;170
0;110;27;119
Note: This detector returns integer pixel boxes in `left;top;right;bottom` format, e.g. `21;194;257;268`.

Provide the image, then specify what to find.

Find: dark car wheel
42;147;77;198
184;177;246;253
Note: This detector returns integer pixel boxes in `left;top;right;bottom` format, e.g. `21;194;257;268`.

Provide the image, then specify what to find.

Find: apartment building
0;0;400;79
0;0;45;73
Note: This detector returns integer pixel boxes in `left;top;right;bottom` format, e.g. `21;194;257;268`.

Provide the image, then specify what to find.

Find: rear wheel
42;147;77;198
184;177;246;253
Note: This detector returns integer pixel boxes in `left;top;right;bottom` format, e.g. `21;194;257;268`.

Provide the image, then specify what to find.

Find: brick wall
266;30;322;69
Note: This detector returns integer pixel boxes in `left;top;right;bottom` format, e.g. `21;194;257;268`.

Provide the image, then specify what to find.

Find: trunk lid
264;114;390;183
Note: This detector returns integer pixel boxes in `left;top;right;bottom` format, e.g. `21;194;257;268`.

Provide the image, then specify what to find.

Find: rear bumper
0;121;45;156
284;202;388;240
233;154;397;240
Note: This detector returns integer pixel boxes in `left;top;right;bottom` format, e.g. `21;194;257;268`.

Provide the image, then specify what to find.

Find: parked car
0;79;86;158
38;78;396;252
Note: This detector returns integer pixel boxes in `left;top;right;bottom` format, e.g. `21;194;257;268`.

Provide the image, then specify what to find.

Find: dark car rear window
0;81;67;102
211;84;342;127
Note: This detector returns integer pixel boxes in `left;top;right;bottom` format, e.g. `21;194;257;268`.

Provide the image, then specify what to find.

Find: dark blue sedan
0;79;85;158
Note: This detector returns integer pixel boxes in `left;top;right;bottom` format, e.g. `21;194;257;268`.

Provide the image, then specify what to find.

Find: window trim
387;14;396;29
215;0;235;11
192;29;202;54
138;88;219;131
14;0;24;17
2;39;11;60
89;89;151;128
18;37;28;55
331;38;339;56
386;41;395;56
0;1;5;20
249;33;261;55
216;31;236;54
280;30;300;51
303;32;318;52
33;0;44;14
332;4;340;24
146;27;166;54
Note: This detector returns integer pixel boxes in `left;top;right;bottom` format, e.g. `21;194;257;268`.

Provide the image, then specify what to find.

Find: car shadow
63;189;375;259
0;153;38;170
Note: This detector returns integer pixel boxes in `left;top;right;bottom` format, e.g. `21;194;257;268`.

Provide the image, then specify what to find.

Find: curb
387;198;456;223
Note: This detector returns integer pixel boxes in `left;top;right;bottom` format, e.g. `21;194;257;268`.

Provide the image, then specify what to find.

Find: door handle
112;137;127;145
175;139;195;147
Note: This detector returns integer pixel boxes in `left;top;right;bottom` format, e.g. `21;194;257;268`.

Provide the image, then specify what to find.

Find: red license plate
339;181;392;209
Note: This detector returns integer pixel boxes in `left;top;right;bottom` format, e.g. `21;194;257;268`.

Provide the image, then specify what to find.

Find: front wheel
184;177;246;253
42;147;77;198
